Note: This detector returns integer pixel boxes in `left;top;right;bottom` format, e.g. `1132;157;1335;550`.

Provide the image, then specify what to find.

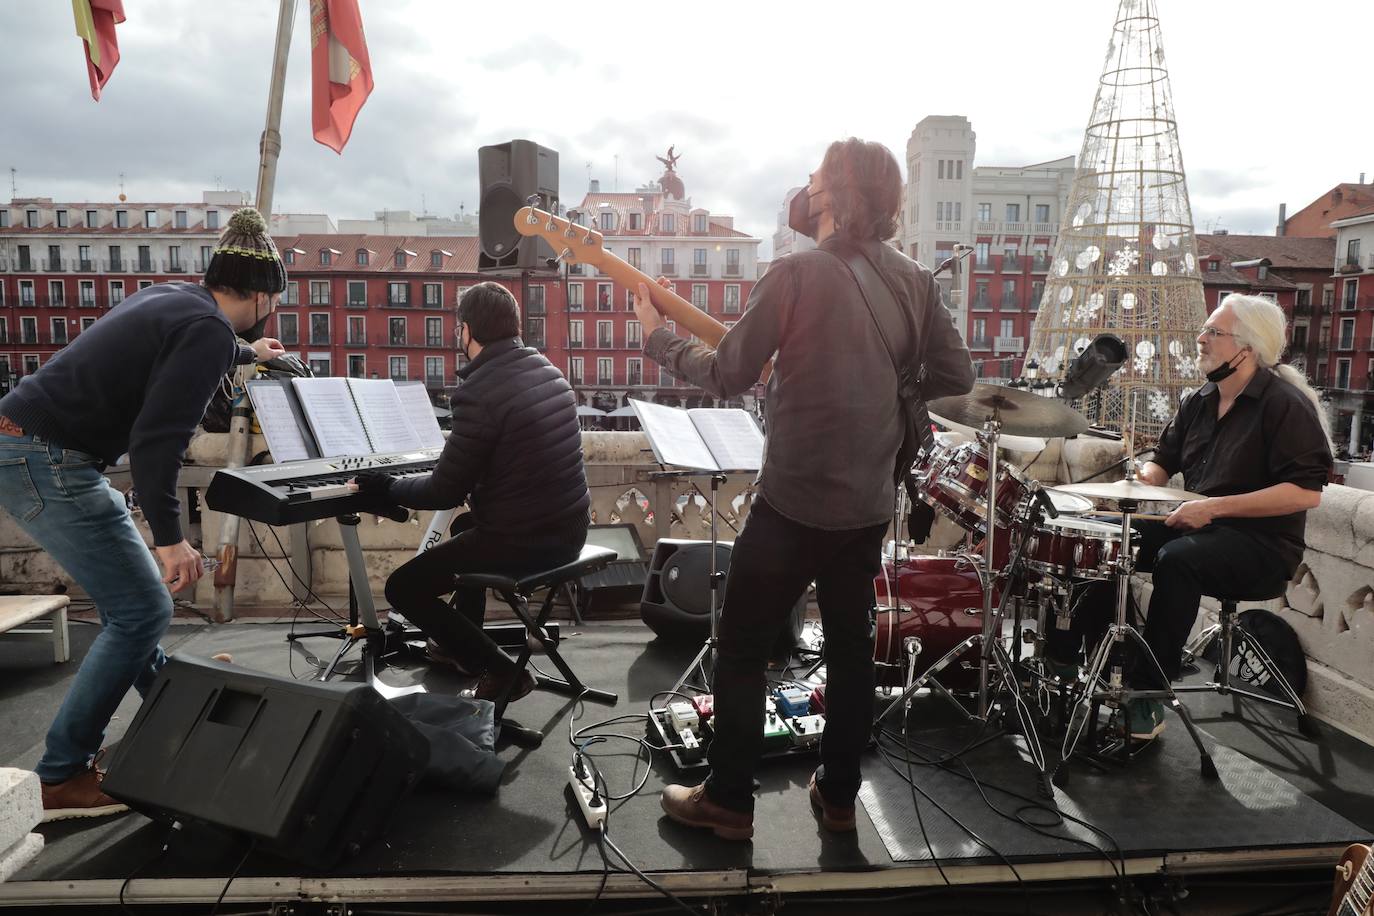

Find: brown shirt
644;238;974;530
1152;368;1332;570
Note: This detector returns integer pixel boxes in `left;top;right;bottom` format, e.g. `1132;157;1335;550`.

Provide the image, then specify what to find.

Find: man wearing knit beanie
0;207;288;821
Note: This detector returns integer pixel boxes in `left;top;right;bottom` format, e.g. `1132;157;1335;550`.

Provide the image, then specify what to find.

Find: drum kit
871;383;1219;789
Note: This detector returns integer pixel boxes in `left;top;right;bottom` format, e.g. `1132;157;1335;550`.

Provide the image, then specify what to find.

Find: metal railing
691;265;709;277
658;264;678;277
723;265;742;278
1002;257;1021;272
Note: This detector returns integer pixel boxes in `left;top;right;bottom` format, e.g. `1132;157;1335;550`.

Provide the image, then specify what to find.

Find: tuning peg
545;218;558;232
553;247;573;266
525;194;541;207
563;226;578;239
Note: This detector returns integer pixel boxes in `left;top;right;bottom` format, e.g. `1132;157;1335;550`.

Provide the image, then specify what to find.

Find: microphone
1031;483;1059;520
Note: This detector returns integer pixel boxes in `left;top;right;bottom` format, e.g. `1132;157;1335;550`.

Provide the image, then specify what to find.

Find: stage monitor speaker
477;139;559;274
102;655;430;867
640;539;805;656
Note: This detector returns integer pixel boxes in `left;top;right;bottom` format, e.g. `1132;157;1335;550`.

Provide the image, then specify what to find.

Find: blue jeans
0;430;171;783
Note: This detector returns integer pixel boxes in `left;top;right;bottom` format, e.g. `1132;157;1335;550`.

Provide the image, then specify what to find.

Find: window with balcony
276;313;298;344
309;313;330;345
977;202;991;222
206;210;219;230
1005;204;1020;223
17;246;31;271
627;320;641;349
975;242;990;269
692;248;708;277
1035;204;1050;223
348;315;366;345
388;281;410;306
47;245;62;271
660;248;675;274
568;282;583;311
569;357;583;386
570;320;584;348
527;285;545;314
49;317;67;345
348;354;366;378
1347;239;1362;268
525;316;545;347
0;320;7;344
597;320;613;349
23;355;39;376
389;317;407;346
725;249;740;277
1345;280;1359;311
1031;280;1044;310
692;284;708;310
423;282;442;308
283;281;299;305
597;283;612;311
109;281;124;306
627;358;642;386
426;316;443;346
1336;358;1352;389
1001;280;1018;308
974;280;990;309
21;317;38;345
625;288;636;311
19;281;34;307
1002;248;1020;271
597;357;613;385
1324;285;1335;306
724;285;741;313
972;318;988;349
79;281;95;307
1339;318;1356;349
627;248;641;271
168;245;183;272
347;280;366;307
49;280;64;306
106;244;121;271
1291;325;1308;350
199;245;212;271
136;245;152;271
425;356;445;387
80;317;96;332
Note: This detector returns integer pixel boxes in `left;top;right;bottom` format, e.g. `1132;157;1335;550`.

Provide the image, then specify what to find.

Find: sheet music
347;378;423;453
394;381;446;449
291;377;371;457
246;381;312;462
689;409;764;473
630;399;718;471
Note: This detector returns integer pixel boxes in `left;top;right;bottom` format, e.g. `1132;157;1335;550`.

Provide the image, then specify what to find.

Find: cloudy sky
4;0;1370;256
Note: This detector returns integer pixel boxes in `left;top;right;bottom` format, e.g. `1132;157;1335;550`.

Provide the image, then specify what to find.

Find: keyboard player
350;282;590;703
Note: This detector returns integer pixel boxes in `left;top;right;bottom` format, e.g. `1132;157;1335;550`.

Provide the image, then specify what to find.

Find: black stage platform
1;619;1371;912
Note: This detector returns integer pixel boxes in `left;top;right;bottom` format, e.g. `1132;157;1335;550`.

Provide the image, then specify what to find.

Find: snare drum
934;442;1033;530
1023;516;1125;581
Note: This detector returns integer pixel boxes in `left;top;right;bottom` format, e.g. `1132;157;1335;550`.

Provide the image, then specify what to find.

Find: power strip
568;764;606;830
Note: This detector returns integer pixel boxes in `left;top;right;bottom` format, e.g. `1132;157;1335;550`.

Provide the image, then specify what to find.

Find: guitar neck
1329;843;1373;916
596;253;729;348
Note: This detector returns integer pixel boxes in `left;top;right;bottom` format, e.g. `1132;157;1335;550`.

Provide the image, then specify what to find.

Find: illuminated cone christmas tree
1024;0;1208;441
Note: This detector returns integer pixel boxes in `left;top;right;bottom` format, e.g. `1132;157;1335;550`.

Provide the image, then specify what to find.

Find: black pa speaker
478;139;559;274
640;539;805;656
102;655;430;867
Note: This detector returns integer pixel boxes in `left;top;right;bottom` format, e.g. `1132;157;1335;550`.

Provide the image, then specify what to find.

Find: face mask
787;186;819;240
240;296;271;343
1205;350;1245;384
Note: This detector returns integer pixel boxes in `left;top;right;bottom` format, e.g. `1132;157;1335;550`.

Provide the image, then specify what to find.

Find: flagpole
214;0;299;621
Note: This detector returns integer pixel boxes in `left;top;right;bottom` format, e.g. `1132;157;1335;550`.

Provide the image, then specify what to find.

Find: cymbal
931;412;1047;453
928;384;1089;438
1057;478;1205;504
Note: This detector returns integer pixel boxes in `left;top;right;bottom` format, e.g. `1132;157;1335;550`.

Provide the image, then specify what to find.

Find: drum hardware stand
670;471;729;694
1058;492;1218;784
876;418;1056;798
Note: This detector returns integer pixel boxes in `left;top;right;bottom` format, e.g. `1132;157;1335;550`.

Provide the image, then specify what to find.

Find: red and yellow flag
72;0;125;101
310;0;373;154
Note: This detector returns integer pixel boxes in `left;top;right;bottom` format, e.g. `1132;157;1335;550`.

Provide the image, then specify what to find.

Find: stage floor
1;617;1371;911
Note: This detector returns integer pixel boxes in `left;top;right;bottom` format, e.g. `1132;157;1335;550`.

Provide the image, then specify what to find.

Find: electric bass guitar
512;205;731;348
1329;843;1373;916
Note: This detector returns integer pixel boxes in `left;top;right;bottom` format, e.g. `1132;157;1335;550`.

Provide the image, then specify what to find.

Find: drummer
1045;294;1332;742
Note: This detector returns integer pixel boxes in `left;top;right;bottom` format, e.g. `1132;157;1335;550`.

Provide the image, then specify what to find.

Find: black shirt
0;282;254;546
1152;368;1332;571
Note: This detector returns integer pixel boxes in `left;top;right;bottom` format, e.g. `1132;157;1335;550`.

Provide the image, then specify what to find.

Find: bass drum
872;555;983;691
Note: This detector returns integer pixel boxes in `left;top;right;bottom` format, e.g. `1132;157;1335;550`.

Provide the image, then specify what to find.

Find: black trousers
704;497;887;814
1045;520;1292;686
384;513;586;676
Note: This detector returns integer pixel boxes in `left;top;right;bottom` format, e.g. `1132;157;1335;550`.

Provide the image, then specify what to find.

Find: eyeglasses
1197;327;1237;340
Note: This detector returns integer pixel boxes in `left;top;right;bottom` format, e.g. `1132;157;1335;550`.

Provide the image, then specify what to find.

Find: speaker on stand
477;139;559;274
639;539;805;659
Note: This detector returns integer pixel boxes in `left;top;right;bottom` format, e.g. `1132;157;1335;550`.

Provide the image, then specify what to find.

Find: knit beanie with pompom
203;207;287;295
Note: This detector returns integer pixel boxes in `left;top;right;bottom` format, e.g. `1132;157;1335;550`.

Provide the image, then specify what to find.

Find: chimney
1362;172;1367;185
1276;202;1287;236
589;178;600;193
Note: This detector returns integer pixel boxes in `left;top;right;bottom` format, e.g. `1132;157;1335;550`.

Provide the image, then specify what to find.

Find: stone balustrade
1;430;1369;741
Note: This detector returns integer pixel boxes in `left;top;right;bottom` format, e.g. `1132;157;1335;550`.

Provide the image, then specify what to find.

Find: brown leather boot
808;772;857;832
40;766;129;823
659;783;753;841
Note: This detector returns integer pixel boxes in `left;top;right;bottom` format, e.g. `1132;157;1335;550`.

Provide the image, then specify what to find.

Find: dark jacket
388;337;590;537
0;282;255;545
645;238;974;530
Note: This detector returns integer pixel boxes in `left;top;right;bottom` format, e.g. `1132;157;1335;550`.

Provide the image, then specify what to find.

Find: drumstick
1090;510;1171;521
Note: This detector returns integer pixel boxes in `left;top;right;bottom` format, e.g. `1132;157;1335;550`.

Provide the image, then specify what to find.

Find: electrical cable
117;821;180;915
208;839;256;916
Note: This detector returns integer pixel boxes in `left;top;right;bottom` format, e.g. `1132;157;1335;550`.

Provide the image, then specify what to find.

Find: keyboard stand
285;513;427;699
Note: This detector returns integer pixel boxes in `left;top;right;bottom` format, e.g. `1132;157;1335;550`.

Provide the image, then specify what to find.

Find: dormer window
629;212;643;230
662;213;676;233
284;250;295;265
1258;264;1268;280
321;249;332;266
599;211;615;231
430;251;442;268
356;249;369;265
692;213;708;233
1207;260;1218;272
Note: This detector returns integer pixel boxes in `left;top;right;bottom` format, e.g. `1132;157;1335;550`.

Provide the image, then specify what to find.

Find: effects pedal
666;701;699;736
774;686;812;718
786;714;826;748
691;694;715;722
568;763;606;830
679;726;703;764
763;707;791;749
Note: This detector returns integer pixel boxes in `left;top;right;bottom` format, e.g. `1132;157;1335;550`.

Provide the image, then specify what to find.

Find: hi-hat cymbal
1057;478;1205;504
930;412;1047;452
928;384;1089;438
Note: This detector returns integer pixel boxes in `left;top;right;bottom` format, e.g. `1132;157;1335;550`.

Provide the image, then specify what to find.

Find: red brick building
1283;182;1374;239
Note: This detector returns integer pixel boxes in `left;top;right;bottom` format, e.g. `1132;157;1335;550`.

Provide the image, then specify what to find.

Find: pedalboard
648;685;829;771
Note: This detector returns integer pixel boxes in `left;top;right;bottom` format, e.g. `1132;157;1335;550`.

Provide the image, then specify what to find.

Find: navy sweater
0;282;254;546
